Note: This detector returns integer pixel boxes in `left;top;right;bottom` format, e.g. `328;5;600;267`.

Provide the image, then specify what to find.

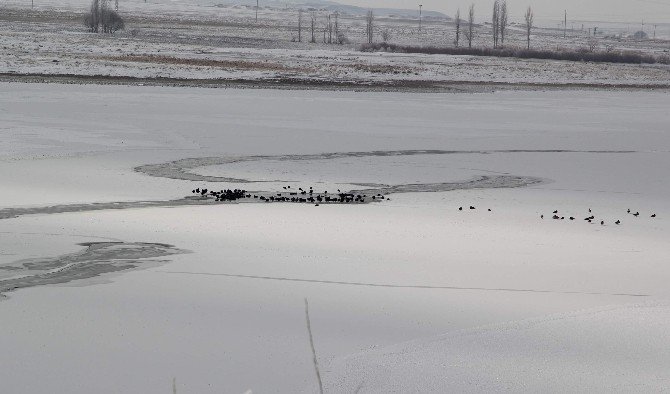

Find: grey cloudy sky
347;0;670;23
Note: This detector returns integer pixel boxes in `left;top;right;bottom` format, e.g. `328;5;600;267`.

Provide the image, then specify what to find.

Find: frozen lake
1;83;669;392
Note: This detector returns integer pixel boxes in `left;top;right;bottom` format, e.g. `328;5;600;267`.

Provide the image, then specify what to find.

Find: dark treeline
360;42;670;65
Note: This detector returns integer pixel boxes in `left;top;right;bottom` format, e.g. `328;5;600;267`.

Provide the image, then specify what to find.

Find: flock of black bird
191;187;249;201
191;186;387;206
539;207;657;226
190;187;658;225
458;206;492;212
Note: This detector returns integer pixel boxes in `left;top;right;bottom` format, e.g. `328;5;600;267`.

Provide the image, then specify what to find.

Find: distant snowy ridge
218;0;448;18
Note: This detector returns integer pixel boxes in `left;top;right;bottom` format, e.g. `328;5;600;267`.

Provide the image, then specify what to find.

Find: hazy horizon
335;0;670;24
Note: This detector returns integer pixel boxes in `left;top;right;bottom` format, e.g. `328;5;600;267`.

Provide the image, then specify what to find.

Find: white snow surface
0;83;669;393
326;301;670;392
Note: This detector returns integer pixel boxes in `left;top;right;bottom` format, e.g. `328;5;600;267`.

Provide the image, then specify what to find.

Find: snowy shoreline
3;72;670;92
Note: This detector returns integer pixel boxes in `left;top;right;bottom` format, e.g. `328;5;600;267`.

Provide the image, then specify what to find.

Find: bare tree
327;14;332;44
381;28;391;43
100;0;108;30
310;11;317;43
100;0;123;33
464;4;475;49
336;31;347;44
85;0;123;34
323;15;333;44
87;0;100;32
499;1;508;46
366;10;374;44
103;9;124;32
454;8;461;47
524;6;534;49
334;12;339;43
492;0;500;48
298;9;303;42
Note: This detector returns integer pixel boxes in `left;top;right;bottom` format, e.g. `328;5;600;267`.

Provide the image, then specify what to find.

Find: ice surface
0;83;669;393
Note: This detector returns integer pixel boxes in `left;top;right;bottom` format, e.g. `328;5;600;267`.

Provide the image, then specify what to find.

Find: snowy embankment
2;36;669;88
0;84;669;392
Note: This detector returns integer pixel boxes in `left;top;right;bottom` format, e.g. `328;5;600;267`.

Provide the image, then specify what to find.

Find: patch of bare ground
349;63;416;74
2;73;670;92
98;54;307;72
0;8;83;23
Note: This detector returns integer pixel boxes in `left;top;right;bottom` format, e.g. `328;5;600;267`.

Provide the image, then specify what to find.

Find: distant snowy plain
0;83;669;392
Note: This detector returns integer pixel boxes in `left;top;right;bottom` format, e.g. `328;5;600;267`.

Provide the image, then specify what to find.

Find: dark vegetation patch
361;43;670;65
100;54;304;72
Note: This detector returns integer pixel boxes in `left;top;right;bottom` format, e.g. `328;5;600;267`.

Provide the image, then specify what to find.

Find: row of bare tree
294;9;399;46
296;10;346;44
454;4;534;49
491;0;508;48
454;5;476;48
293;4;535;49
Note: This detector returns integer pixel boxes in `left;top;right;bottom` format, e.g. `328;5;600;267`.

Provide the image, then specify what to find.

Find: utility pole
654;24;657;40
298;9;302;42
419;4;422;33
327;14;331;43
255;0;259;23
564;10;567;38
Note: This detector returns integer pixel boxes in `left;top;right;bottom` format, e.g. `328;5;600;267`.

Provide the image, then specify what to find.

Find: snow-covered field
2;0;670;88
1;83;669;392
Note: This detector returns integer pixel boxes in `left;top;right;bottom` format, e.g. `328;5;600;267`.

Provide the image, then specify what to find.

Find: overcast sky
346;0;670;24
